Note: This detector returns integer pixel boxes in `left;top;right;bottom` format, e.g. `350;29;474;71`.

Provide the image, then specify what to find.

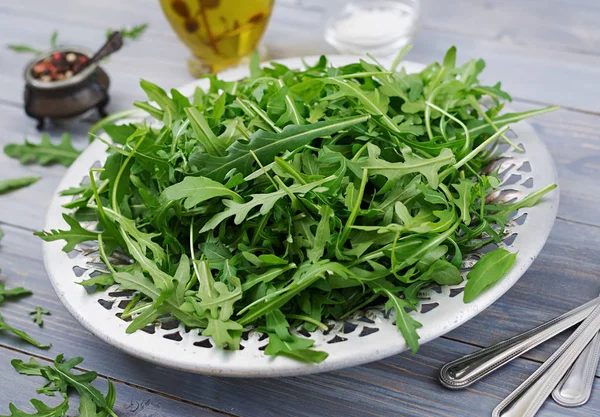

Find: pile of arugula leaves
37;46;557;362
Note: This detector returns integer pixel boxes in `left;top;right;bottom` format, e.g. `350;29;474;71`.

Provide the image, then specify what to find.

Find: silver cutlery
551;331;600;407
439;297;599;389
492;297;600;417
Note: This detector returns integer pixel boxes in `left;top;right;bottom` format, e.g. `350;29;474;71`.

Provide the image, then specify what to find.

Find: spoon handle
76;32;123;74
439;297;599;389
552;331;600;407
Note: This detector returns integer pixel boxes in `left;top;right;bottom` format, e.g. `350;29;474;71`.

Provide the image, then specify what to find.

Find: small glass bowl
324;0;421;57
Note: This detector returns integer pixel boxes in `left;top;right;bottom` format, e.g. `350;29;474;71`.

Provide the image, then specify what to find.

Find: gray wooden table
1;0;599;415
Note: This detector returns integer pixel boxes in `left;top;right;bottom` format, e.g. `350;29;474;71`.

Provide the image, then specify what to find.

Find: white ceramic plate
42;56;559;377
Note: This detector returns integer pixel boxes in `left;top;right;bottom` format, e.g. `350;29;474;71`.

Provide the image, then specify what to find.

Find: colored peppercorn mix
31;51;89;82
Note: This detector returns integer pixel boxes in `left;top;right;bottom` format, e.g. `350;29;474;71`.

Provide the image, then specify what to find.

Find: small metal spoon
439;297;599;389
74;31;123;75
552;331;600;407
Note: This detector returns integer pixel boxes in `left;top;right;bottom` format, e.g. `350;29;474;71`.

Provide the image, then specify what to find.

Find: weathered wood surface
0;0;600;416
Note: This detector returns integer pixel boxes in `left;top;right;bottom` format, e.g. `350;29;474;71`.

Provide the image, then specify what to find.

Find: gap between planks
0;342;239;417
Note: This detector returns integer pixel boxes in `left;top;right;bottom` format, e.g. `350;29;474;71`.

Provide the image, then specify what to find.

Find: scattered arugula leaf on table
0;284;31;304
5;44;42;54
0;313;50;349
0;177;40;195
4;133;80;167
37;46;558;362
29;307;50;327
8;355;118;417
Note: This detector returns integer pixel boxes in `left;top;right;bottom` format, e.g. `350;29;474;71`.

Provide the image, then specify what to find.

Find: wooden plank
1;221;600;416
419;0;600;57
0;349;232;416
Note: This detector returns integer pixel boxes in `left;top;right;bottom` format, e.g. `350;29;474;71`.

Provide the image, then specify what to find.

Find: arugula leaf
200;176;334;233
4;133;80;166
9;355;118;417
202;318;244;350
263;310;328;363
377;288;422;354
0;284;31;304
453;179;475;225
78;395;101;417
0;312;50;349
50;30;59;48
30;307;51;327
0;177;40;195
191;115;369;181
185;107;225;156
0;398;69;417
11;358;46;377
464;248;517;302
307;206;333;263
34;214;99;252
361;146;455;189
54;355;106;408
6;44;42;54
161;176;243;209
420;259;462;285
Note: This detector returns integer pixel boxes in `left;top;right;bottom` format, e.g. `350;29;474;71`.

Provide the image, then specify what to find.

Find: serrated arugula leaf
186;260;242;321
453;179;475;225
0;397;69;417
377;288;422;354
200;176;334;233
4;133;80;166
11;358;47;377
34;214;99;252
30;307;50;327
76;274;115;289
263;310;328;363
9;354;118;417
361;146;455;189
0;177;40;195
201;318;244;349
53;355;106;408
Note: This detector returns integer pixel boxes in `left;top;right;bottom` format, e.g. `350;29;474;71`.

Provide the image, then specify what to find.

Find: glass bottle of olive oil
160;0;274;76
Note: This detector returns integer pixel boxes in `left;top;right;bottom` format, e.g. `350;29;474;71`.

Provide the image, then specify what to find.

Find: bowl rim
24;46;99;90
